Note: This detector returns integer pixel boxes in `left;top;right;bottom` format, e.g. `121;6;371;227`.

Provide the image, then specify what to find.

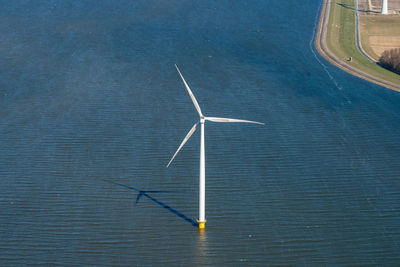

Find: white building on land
382;0;388;14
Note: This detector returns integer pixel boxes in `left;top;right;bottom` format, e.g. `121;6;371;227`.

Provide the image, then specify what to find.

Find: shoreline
314;0;400;92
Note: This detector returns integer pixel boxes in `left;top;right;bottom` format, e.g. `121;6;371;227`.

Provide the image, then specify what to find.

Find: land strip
315;0;400;92
359;15;400;61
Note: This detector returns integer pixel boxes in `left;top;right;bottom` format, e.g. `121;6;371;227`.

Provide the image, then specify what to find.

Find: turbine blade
175;64;203;117
205;117;264;125
167;122;198;167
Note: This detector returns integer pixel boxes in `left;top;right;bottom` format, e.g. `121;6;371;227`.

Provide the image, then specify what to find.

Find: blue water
1;0;400;265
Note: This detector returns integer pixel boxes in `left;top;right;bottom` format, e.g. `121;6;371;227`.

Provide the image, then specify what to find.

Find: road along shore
314;0;400;92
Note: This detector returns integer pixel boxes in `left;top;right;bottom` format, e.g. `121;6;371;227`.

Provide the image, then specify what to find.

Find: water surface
1;0;400;265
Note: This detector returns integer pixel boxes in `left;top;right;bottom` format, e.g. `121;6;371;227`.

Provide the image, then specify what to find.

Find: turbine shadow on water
166;65;264;228
105;180;198;227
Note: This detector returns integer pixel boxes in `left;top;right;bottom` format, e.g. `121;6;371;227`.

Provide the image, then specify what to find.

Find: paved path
314;0;400;92
355;0;377;63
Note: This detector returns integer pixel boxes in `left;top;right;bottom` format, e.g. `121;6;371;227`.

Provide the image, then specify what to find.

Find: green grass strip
326;0;400;86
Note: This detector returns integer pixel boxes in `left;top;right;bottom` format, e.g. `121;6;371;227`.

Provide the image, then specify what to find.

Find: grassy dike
325;0;400;88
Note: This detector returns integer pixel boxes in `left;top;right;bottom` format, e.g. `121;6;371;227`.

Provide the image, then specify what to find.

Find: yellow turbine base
197;219;206;229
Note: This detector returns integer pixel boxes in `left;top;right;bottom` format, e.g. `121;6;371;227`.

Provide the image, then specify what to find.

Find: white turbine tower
382;0;388;14
167;65;264;229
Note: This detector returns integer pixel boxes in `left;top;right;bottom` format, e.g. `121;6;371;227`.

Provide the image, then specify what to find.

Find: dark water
1;0;400;265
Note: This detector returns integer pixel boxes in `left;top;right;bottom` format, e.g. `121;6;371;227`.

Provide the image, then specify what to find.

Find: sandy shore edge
314;0;400;92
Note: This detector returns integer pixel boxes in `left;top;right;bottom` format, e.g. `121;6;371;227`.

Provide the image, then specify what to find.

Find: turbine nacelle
167;65;264;168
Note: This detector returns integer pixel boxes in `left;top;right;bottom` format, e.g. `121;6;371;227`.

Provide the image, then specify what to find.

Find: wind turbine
167;65;264;229
382;0;388;14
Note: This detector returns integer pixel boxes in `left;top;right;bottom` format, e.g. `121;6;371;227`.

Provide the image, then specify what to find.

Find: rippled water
1;0;400;265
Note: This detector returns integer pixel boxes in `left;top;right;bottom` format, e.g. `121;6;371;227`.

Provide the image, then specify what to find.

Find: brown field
366;0;400;14
316;0;400;91
359;15;400;61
